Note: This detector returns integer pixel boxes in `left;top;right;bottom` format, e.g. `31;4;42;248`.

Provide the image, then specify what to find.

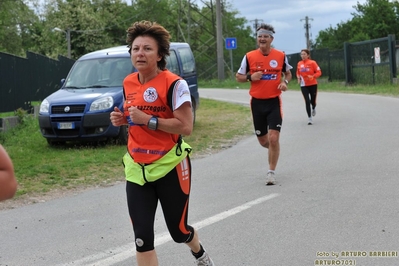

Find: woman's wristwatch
147;116;158;130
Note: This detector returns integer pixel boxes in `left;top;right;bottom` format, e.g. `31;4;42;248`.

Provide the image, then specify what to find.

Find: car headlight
90;96;114;111
40;99;50;113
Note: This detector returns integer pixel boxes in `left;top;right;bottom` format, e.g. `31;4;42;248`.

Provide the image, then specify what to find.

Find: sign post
225;37;237;79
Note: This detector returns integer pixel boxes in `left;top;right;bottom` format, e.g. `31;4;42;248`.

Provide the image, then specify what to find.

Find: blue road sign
225;37;237;49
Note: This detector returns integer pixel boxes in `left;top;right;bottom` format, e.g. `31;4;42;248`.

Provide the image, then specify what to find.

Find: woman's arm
0;145;17;201
313;61;322;78
158;101;193;136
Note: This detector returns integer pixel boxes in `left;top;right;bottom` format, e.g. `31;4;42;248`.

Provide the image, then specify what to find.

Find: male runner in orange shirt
236;23;292;185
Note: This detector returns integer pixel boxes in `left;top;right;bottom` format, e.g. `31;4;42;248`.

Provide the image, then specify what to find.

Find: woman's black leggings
126;156;194;252
301;84;318;117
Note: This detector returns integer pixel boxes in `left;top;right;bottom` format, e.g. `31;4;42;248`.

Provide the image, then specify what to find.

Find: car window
109;59;134;86
166;50;180;75
65;58;133;88
177;47;195;74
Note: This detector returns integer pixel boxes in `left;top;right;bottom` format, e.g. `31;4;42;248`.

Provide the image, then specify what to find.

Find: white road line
56;193;279;266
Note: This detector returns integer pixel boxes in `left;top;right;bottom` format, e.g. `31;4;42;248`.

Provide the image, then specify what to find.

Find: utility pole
250;19;263;48
216;0;224;80
300;16;313;50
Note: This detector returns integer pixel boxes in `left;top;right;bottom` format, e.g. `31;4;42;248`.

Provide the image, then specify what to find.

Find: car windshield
65;58;134;88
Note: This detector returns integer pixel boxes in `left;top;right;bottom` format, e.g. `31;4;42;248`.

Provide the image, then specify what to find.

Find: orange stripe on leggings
177;157;191;234
179;200;190;234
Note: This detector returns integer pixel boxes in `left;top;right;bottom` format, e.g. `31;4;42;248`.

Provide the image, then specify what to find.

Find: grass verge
199;78;399;97
0;98;253;206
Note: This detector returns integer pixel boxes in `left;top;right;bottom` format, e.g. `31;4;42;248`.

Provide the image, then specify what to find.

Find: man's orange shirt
246;49;286;99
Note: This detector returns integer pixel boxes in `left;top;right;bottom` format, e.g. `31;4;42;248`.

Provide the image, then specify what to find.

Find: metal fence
287;35;397;85
287;49;346;82
0;51;75;113
344;35;397;84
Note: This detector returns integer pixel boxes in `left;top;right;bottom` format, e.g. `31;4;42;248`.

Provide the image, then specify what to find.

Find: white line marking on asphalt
56;193;279;266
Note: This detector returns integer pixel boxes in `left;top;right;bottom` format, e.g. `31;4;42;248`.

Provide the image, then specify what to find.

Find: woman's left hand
128;106;151;125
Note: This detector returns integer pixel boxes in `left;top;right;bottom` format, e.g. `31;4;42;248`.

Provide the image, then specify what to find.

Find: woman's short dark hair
126;20;171;70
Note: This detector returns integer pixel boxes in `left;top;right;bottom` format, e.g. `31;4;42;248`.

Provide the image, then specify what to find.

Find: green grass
0;112;15;118
198;78;399;97
199;78;251;89
317;81;399;96
0;97;253;200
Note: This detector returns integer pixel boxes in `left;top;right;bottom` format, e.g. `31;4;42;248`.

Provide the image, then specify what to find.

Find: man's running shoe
312;108;316;116
308;117;313;125
196;251;215;266
266;171;276;185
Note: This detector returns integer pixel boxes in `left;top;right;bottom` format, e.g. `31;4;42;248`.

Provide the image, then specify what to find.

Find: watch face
148;117;158;130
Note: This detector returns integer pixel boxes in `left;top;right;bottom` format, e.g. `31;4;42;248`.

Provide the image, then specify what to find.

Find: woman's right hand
110;106;126;126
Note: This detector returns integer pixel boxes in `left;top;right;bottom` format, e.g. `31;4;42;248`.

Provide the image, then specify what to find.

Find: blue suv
38;43;199;145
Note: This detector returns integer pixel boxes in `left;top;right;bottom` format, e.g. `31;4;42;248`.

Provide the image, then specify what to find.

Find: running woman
296;49;322;125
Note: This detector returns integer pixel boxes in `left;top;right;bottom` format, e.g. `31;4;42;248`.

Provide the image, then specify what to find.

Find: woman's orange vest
123;70;181;164
246;49;286;99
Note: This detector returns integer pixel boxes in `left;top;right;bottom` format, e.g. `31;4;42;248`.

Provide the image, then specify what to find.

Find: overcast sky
226;0;369;54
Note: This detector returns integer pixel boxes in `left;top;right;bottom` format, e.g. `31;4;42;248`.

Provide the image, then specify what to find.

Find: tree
0;0;39;56
180;0;254;79
30;0;130;59
0;0;256;79
352;0;398;39
314;0;399;50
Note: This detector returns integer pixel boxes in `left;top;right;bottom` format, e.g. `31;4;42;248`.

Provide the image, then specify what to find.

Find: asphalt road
1;88;399;266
